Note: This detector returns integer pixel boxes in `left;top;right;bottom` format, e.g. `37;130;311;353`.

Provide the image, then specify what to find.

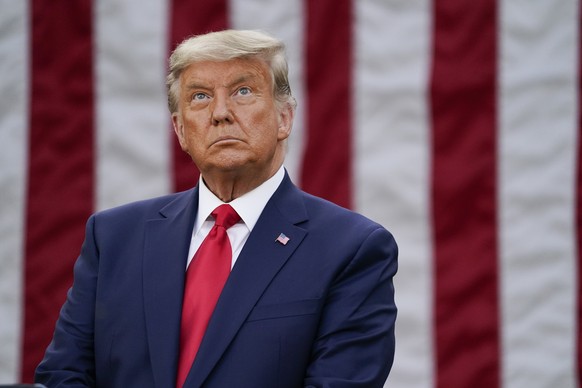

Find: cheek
246;108;280;135
181;115;207;140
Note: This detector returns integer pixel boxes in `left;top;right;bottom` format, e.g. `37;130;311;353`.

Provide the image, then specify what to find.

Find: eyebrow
227;74;258;88
184;73;260;92
184;82;211;92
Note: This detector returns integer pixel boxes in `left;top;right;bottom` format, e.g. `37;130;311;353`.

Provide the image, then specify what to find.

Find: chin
208;159;255;173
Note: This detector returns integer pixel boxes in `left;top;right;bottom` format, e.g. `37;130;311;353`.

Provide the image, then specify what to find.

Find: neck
202;163;282;203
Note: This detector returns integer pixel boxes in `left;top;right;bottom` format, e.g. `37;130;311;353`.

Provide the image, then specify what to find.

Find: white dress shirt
185;166;285;269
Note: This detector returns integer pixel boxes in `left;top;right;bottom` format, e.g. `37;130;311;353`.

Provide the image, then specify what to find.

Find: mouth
212;136;242;146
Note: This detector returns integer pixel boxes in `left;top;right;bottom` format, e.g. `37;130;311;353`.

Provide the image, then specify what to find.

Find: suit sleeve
304;226;398;388
35;215;99;387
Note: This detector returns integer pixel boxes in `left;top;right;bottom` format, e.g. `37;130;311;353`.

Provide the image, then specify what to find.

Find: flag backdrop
0;0;580;386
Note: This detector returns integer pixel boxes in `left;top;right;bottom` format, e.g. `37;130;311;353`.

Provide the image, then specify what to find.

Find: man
36;30;398;387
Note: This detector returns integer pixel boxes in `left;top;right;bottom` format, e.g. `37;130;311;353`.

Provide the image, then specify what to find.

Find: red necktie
176;204;240;388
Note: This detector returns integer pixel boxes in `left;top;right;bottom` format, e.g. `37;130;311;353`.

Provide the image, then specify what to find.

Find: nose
211;91;234;125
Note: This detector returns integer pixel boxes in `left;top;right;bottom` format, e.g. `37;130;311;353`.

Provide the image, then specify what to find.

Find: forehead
180;57;272;87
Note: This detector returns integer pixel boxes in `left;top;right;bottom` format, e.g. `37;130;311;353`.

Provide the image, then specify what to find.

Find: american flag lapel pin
275;232;290;245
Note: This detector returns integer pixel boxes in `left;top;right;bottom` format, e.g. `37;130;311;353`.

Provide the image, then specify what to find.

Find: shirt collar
195;165;285;233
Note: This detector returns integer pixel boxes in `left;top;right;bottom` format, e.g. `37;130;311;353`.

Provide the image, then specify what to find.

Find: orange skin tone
172;58;294;202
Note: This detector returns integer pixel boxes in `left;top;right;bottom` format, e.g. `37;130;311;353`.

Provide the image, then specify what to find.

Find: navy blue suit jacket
36;174;398;387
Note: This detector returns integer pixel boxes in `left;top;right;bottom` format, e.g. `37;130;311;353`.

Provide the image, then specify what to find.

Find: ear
171;113;188;151
277;103;294;141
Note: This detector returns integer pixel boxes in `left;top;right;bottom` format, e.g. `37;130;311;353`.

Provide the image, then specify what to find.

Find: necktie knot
211;204;240;229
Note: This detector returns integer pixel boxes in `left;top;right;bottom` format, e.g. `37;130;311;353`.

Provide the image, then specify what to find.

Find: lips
212;136;242;146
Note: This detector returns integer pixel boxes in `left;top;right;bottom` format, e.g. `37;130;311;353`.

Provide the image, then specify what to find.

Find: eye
191;92;208;101
236;87;252;96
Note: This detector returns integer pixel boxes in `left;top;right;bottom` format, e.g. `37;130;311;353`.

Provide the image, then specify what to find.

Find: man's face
172;58;292;178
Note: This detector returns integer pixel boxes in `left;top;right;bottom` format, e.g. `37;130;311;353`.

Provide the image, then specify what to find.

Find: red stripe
430;0;500;387
22;0;95;382
169;0;229;192
301;0;353;209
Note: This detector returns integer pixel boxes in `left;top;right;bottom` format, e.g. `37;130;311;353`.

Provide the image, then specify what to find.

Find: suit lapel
185;175;308;388
143;189;198;388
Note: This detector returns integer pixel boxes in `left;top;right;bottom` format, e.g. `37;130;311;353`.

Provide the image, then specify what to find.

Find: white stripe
229;0;306;183
95;0;171;211
0;0;28;382
354;1;433;387
499;0;579;386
